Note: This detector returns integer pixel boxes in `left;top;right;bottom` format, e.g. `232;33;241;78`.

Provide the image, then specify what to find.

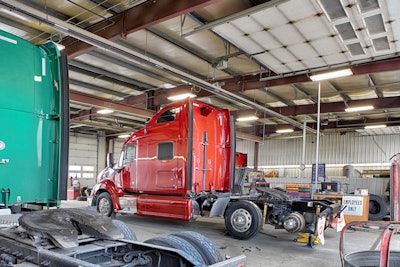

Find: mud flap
209;193;231;217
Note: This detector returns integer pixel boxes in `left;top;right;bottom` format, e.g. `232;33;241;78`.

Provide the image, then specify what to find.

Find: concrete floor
61;200;397;267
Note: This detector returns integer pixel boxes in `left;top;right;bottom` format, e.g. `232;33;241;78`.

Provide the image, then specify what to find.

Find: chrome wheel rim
98;197;110;215
231;208;252;232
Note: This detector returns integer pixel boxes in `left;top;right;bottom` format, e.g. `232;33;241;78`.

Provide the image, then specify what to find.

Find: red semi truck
90;99;340;240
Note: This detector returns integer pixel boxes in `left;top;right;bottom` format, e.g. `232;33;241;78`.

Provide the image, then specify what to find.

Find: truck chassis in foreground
0;209;245;267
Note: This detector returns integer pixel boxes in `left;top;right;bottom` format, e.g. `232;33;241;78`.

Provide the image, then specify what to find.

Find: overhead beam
62;0;220;57
267;96;400;117
182;0;289;37
236;131;263;143
220;57;400;91
119;56;400;108
70;92;155;118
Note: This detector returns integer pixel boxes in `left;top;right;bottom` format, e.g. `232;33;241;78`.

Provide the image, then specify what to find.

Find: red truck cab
90;99;233;220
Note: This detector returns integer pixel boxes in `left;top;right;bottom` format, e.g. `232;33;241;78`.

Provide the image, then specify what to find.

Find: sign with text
342;195;364;216
311;163;325;182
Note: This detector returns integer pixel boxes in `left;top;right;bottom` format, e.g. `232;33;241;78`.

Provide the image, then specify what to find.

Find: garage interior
0;0;400;266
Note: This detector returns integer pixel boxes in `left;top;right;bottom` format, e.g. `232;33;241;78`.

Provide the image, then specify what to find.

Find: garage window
157;142;173;160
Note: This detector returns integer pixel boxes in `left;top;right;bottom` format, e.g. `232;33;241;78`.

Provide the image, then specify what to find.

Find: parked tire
112;220;137;241
368;194;387;220
172;231;223;264
224;200;262;240
145;235;205;265
96;192;113;217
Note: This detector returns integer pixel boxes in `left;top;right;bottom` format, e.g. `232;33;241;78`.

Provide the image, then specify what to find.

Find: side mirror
106;153;114;168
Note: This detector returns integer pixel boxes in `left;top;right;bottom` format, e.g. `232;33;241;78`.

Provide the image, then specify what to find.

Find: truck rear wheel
112;220;137;241
96;192;113;217
145;235;205;265
224;200;262;240
172;231;223;264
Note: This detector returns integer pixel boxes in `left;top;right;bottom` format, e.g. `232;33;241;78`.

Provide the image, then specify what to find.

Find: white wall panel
237;133;400;178
69;133;98;187
236;140;255;166
253;133;400;165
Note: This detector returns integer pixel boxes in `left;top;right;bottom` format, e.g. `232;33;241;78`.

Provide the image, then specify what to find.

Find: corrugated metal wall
236;133;399;165
237;133;400;178
255;133;399;165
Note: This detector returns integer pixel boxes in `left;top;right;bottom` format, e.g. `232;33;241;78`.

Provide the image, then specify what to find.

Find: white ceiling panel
312;37;344;56
270;47;298;63
288;43;319;60
347;91;378;100
296;17;332;41
293;99;314;105
213;24;265;54
250;7;287;28
278;0;317;21
270;24;305;45
250;31;282;51
253;53;290;74
231;16;263;35
323;53;349;66
285;61;307;72
302;57;327;69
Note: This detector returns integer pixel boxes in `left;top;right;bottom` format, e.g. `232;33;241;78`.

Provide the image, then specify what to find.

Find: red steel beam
220;57;400;92
62;0;219;57
119;57;400;108
267;96;400;117
70;91;155;118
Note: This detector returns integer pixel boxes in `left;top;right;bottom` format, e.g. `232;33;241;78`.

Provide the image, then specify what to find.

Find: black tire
368;194;387;220
224;200;262;240
96;192;113;217
172;231;223;264
145;235;205;265
112;220;137;241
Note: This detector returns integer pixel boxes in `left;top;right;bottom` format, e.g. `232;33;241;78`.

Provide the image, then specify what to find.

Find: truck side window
157;108;178;123
125;145;135;163
157;142;173;160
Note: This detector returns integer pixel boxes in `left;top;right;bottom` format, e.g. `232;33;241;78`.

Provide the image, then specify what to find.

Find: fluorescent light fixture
310;68;353;81
345;105;374;112
167;93;196;101
364;124;387;129
97;108;114;114
118;134;130;138
236;116;258;122
162;83;176;89
276;129;294;133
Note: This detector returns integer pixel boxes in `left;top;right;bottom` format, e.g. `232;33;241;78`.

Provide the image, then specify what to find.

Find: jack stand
294;233;320;247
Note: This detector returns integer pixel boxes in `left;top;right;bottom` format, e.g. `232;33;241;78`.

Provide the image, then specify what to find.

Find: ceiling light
118;134;130;138
162;83;176;89
167;93;196;101
236;116;258;122
276;129;294;133
345;105;374;112
364;124;387;129
310;68;353;81
97;108;114;114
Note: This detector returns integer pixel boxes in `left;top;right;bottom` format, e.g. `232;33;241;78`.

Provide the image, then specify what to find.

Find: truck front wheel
224;200;262;240
96;192;113;217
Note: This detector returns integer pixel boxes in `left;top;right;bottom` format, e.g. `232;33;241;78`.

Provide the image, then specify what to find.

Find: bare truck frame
0;208;245;267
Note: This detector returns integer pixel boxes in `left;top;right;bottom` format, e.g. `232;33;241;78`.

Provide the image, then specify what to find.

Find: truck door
117;144;137;192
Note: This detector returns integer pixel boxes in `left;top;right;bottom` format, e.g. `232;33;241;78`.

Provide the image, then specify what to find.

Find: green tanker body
0;30;69;210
